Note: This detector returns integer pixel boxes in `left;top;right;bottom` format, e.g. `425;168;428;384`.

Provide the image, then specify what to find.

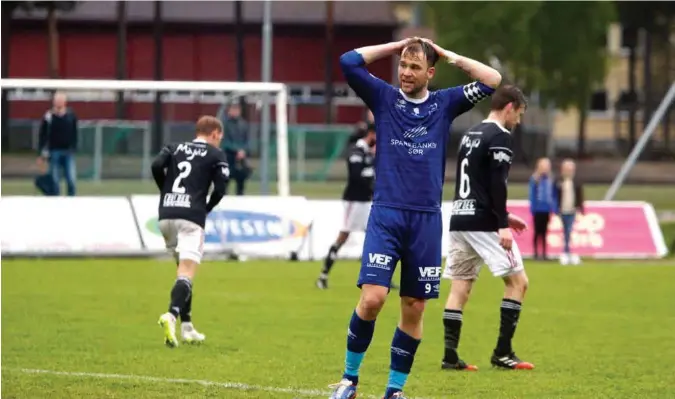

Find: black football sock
495;298;522;356
321;244;341;276
443;309;463;364
168;276;192;319
180;290;192;323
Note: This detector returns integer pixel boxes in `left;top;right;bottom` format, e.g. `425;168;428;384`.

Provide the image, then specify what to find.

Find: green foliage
425;1;615;112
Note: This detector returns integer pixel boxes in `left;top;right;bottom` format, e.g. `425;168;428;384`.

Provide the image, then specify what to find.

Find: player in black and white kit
316;124;376;290
441;86;535;371
154;116;229;348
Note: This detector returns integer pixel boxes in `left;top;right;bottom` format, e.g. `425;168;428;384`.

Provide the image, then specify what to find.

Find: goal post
1;78;291;196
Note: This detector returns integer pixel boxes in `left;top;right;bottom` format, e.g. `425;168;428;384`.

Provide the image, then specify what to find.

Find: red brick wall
8;26;394;124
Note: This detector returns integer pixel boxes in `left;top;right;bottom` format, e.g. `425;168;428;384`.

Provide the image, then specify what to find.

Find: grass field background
2;179;674;397
2;258;675;398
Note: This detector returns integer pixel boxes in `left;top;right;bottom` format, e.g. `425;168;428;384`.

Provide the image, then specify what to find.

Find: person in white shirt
554;159;584;265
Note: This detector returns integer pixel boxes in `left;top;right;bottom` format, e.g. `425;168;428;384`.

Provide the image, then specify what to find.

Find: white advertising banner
2;195;666;260
130;195;313;259
306;200;366;260
0;196;143;254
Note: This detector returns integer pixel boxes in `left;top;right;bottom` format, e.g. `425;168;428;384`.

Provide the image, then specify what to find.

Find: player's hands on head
420;38;459;64
507;214;528;234
498;228;514;250
397;37;420;51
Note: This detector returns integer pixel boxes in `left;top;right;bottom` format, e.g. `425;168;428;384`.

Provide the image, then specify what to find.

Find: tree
425;2;615;156
536;2;615;157
615;1;675;153
425;2;545;93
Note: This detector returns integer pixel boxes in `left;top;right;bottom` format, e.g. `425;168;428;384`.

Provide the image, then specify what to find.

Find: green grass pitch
2;258;675;398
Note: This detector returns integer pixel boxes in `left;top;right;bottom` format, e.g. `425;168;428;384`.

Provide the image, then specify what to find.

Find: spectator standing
528;157;556;260
37;92;78;196
221;103;251;196
555;159;584;265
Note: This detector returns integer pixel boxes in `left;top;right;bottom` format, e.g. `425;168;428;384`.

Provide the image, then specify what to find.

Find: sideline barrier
0;196;143;256
0;197;668;259
131;195;313;259
504;200;668;259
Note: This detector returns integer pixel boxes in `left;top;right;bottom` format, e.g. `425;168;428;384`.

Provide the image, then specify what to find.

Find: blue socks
341;312;421;398
384;328;421;398
343;310;376;385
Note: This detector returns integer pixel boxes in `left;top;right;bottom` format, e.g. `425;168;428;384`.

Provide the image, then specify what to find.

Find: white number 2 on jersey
171;161;192;193
459;158;471;199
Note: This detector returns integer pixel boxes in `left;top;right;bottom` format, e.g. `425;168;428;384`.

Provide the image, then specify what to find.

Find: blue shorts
358;205;442;299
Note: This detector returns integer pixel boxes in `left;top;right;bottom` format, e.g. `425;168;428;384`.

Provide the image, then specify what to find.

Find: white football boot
181;322;206;344
158;312;179;348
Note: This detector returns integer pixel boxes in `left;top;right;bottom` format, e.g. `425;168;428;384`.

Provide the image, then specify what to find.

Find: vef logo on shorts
418;266;442;281
366;253;393;270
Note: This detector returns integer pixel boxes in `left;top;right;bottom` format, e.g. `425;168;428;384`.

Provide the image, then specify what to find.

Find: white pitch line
15;368;445;399
16;368;437;399
18;368;334;398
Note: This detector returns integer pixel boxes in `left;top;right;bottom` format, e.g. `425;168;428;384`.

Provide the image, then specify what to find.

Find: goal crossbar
1;78;291;197
0;78;285;93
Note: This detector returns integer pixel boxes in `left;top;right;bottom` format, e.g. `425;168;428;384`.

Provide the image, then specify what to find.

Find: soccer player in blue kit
328;38;502;399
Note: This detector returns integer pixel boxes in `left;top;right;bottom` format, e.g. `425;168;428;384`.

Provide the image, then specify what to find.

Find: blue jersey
340;50;495;212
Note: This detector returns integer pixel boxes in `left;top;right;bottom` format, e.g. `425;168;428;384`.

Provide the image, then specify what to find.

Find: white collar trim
398;89;429;104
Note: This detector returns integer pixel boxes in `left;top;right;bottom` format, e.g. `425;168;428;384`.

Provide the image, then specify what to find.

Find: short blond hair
195;115;223;136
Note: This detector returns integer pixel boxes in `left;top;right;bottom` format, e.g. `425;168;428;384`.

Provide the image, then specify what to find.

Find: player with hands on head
153;116;230;348
329;36;500;399
442;85;535;372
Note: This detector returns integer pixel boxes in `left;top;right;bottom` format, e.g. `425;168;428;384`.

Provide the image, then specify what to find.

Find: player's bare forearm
453;55;502;88
424;40;502;88
355;40;408;64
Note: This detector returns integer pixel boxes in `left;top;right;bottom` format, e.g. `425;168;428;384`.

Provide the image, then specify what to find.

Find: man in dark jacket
555;159;584;265
37;92;78;196
221;103;251;196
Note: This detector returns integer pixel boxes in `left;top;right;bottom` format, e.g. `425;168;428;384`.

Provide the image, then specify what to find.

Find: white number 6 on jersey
459;158;471;199
172;161;192;193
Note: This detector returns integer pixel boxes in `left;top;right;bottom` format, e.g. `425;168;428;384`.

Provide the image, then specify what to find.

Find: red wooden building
7;1;397;123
